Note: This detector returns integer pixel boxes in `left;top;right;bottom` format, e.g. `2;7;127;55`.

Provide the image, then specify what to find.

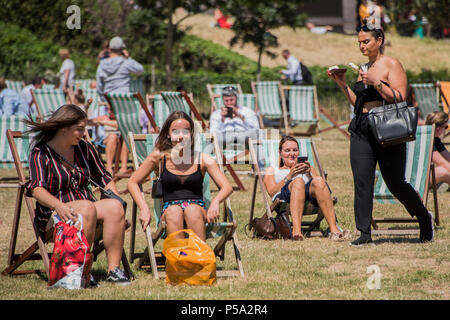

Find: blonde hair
59;48;70;59
425;111;449;127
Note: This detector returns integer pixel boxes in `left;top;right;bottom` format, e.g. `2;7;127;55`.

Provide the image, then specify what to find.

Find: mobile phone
297;156;308;163
225;106;234;118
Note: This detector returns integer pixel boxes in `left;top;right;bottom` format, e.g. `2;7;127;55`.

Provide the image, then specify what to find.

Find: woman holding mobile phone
263;136;350;241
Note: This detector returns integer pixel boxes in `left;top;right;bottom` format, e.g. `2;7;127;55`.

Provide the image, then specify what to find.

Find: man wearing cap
209;86;264;167
96;36;144;96
94;36;145;174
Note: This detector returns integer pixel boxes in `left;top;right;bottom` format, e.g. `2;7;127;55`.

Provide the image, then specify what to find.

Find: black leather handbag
367;80;418;147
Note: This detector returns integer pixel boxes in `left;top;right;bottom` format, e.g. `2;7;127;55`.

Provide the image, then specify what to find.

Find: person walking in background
0;76;29;116
58;48;75;94
280;49;312;85
327;19;434;246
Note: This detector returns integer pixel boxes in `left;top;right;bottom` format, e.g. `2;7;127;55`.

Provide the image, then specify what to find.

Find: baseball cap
109;36;126;50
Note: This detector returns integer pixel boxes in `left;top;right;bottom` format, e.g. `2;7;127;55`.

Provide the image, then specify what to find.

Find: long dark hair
279;135;299;167
25;104;87;145
155;111;195;152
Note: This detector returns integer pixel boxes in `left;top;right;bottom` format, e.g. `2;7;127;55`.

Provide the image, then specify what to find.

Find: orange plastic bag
162;229;216;286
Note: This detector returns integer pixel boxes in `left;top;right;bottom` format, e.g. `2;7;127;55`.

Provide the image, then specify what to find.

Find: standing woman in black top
327;19;434;245
128;111;233;241
25;104;130;285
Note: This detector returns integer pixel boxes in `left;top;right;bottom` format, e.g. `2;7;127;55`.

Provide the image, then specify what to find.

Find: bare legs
288;177;340;237
104;134;129;175
162;204;207;241
67;199;126;272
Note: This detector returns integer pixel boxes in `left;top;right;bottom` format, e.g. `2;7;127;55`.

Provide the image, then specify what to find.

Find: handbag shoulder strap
380;80;403;101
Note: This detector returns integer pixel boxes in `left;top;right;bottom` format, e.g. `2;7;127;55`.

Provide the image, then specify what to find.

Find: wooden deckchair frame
251;81;290;134
282;85;320;136
1;130;133;279
247;137;336;237
128;132;244;279
370;125;440;235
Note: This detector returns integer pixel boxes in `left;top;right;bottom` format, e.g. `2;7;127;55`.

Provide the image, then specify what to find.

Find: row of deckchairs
1;120;440;278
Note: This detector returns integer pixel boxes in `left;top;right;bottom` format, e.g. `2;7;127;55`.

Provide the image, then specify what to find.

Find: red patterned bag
48;215;93;289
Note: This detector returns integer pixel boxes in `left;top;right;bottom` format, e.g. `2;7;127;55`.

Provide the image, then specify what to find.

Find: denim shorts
275;179;318;207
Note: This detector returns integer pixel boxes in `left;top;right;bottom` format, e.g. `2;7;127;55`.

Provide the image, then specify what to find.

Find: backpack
300;62;313;84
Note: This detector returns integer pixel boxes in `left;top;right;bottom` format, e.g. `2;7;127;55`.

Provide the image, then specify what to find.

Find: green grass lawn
0;127;449;300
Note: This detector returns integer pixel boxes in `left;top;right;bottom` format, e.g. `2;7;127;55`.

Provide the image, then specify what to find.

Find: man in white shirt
58;48;75;93
209;86;264;167
280;49;303;85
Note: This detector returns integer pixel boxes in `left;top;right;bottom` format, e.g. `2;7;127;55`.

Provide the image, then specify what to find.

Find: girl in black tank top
161;153;206;213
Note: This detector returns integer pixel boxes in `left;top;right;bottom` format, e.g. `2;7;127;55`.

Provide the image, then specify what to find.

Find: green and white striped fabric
254;81;283;118
374;125;434;203
259;138;320;215
5;80;24;93
410;83;440;118
75;79;94;92
159;92;191;115
289;86;318;123
151;94;189;128
236;94;256;111
145;133;228;238
0;116;31;169
32;88;66;120
106;92;146;163
212;84;240;108
130;78;145;99
83;89;102;119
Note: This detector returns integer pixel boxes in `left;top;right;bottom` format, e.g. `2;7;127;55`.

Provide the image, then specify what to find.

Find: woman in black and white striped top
25;104;130;285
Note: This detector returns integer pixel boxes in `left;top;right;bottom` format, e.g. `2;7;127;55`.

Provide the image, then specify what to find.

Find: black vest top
348;81;385;137
161;155;204;202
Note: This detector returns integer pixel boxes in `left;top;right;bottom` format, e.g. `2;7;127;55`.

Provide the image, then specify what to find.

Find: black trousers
349;128;428;235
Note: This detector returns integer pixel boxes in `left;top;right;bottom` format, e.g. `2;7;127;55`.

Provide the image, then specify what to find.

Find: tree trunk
166;0;174;88
256;46;264;82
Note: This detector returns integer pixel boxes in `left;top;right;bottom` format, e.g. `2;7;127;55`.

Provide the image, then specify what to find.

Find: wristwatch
376;81;383;91
283;177;290;184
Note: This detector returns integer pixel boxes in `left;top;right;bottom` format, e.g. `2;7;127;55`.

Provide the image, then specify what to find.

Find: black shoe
419;211;434;243
349;233;374;247
106;267;131;286
89;275;100;288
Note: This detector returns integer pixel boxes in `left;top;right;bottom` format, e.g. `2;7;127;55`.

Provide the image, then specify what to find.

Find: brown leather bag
250;211;292;240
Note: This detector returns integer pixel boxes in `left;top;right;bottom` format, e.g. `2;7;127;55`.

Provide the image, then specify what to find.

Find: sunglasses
222;86;237;96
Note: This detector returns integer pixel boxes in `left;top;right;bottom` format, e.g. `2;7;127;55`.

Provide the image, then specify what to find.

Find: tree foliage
221;0;307;80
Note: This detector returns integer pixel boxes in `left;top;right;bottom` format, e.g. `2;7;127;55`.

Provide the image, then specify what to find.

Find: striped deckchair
248;136;338;237
372;125;440;234
5;80;24;93
284;85;320;136
1;129;134;278
411;83;441;119
75;79;95;92
149;93;191;128
104;92;157;166
130;78;145;100
251;81;289;133
31;88;67;121
440;81;450;115
0;116;31;188
127;132;244;279
206;83;243;112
